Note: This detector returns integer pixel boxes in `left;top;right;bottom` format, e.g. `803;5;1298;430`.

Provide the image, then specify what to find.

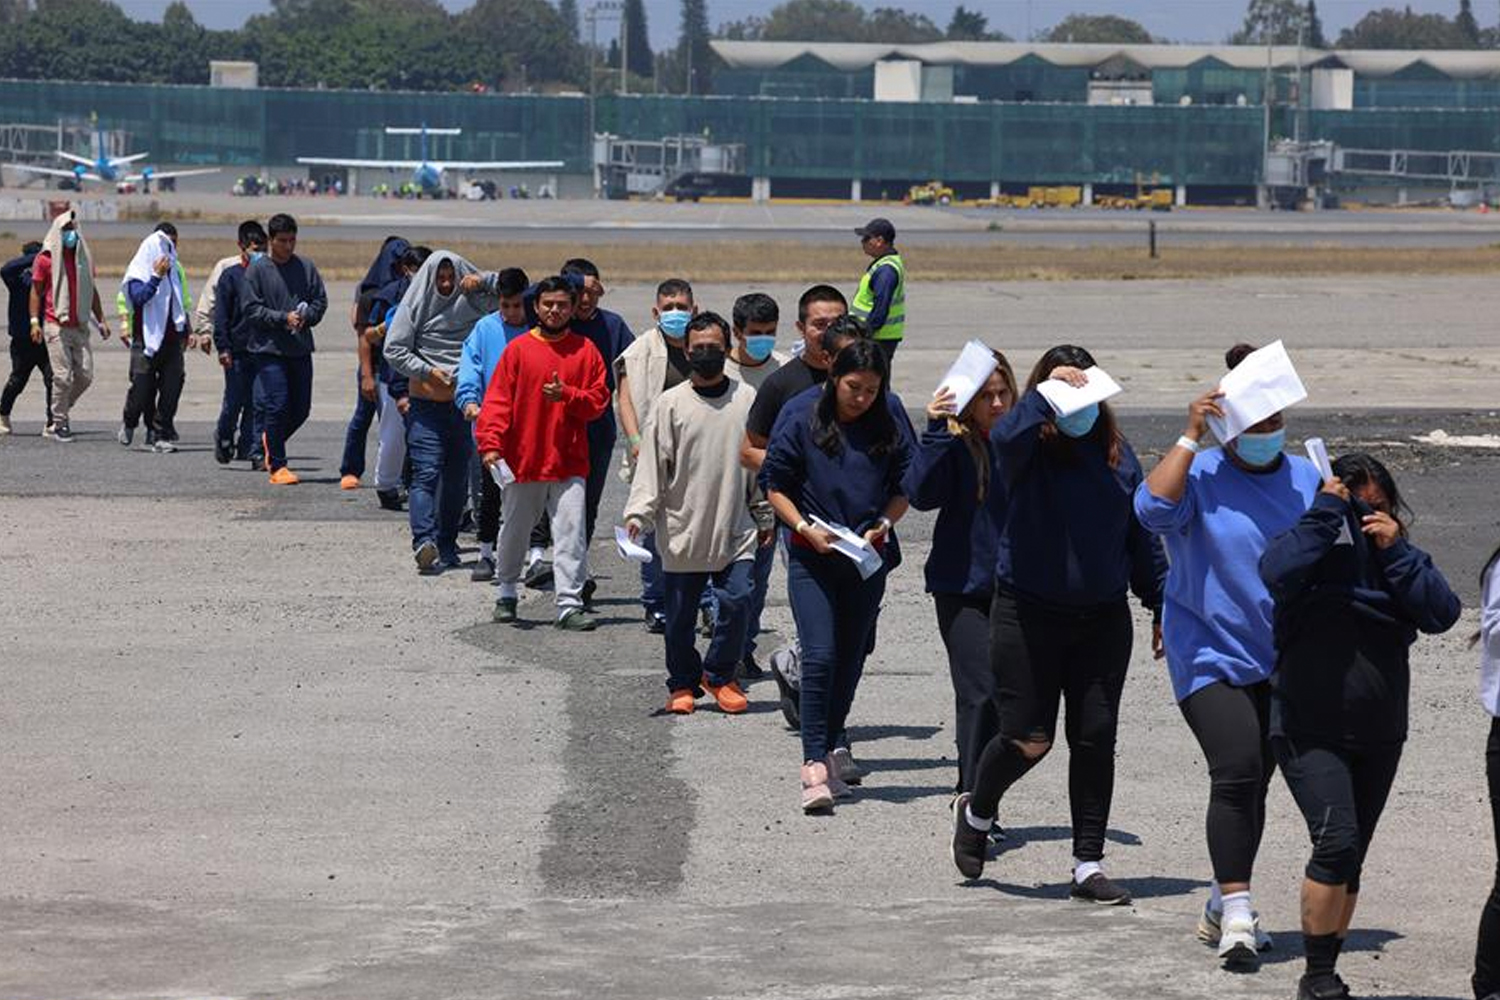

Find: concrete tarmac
1;273;1497;999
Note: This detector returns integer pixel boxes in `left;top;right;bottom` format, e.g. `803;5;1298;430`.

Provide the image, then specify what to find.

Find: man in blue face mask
615;277;700;631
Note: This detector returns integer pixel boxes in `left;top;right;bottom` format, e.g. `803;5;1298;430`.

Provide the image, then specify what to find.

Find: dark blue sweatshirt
904;418;1004;598
762;386;915;570
1260;491;1461;743
1;251;37;340
989;388;1165;612
212;261;253;356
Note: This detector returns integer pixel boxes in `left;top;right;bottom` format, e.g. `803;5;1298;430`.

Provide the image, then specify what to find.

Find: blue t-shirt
1134;446;1322;703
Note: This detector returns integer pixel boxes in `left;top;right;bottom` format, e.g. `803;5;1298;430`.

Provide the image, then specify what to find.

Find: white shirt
1482;554;1500;717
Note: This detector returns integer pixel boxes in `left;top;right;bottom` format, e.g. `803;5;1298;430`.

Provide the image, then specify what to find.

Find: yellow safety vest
851;252;906;342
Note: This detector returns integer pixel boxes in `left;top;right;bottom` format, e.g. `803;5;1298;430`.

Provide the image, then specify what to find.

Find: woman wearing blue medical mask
1134;343;1323;969
949;344;1166;905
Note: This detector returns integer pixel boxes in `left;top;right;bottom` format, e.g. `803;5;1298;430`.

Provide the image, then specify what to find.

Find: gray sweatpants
495;477;587;615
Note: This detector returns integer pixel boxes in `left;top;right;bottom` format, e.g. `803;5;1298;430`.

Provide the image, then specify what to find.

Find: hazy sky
115;0;1480;49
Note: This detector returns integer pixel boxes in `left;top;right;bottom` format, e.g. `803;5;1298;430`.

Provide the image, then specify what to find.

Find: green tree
1336;6;1466;48
0;0;28;27
670;0;714;94
462;0;583;88
864;6;942;42
557;0;578;39
1231;0;1306;44
1457;0;1482;45
759;0;867;42
1042;13;1154;44
621;0;652;78
717;15;767;40
945;4;1001;40
0;0;139;82
1305;0;1326;46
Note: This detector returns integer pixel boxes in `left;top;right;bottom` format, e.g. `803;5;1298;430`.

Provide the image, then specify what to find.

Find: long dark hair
1331;452;1411;535
811;338;901;459
1024;344;1124;469
955;349;1016;502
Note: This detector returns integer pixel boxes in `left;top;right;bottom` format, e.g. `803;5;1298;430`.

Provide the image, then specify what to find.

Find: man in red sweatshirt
476;275;610;631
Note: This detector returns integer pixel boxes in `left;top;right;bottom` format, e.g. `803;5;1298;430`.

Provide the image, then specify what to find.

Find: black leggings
1273;735;1403;895
970;591;1132;863
1179;680;1275;886
1476;715;1500;1000
934;593;997;795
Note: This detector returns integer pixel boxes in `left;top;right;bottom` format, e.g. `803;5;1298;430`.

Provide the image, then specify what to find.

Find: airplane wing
297;157;425;169
296;156;563;171
111;152;150;166
56;151;95;167
124;167;222;182
14;163;100;182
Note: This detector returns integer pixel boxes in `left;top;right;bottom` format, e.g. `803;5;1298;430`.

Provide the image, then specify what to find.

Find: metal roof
709;40;1500;79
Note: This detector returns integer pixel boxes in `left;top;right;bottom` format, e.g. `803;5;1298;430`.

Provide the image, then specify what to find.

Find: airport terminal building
5;41;1500;205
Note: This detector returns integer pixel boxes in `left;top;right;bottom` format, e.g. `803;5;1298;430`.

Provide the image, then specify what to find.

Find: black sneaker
950;792;989;880
581;577;598;609
1297;974;1353;1000
492;598;518;624
471;556;495;582
523;557;554;590
214;437;232;464
414;541;441;575
737;654;767;682
376;489;403;511
51;420;74;443
644;612;666;634
1070;871;1132;906
250;457;266;472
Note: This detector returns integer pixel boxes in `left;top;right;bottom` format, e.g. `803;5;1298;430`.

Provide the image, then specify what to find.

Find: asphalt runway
1;272;1498;999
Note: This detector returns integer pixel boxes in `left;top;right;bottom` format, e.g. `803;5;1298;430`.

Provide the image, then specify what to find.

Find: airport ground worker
851;217;906;367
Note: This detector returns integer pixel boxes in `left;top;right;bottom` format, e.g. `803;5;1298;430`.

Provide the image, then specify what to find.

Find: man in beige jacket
624;311;771;716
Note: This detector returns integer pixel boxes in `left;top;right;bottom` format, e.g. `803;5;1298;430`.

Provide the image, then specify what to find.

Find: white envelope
1209;340;1307;443
614;526;654;564
1036;366;1123;418
808;515;884;580
935;340;999;415
488;459;516;489
1305;436;1334;481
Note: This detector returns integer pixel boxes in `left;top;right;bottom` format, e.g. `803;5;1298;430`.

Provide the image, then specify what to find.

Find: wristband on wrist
627;432;642;446
1175;435;1202;454
876;516;894;532
794;519;810;536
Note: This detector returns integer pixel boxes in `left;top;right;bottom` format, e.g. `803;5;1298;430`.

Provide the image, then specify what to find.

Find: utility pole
620;0;629;95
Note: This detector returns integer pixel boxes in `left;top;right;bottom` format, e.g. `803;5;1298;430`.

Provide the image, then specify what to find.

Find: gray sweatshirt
383;250;497;379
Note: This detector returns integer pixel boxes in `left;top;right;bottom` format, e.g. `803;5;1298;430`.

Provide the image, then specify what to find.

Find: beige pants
44;323;92;422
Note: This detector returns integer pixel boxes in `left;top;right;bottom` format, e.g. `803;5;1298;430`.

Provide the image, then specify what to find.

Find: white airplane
15;125;220;188
297;125;564;196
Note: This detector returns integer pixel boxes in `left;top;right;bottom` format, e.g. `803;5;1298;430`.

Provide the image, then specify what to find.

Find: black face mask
688;345;726;379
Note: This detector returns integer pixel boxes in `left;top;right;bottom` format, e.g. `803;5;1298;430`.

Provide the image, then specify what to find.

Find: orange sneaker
268;466;300;486
703;677;748;714
339;474;360;490
666;689;696;714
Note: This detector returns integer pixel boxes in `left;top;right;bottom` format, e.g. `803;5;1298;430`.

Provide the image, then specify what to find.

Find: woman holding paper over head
948;345;1165;906
904;344;1017;800
762;338;913;813
1260;453;1459;1000
1133;343;1323;968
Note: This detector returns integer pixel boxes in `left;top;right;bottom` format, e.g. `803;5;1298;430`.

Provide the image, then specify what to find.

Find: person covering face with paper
949;344;1165;906
761;332;914;815
1259;452;1459;1000
1133;342;1324;969
905;345;1017;800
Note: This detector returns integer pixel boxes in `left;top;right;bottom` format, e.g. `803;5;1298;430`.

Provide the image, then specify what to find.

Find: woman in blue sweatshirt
904;348;1016;799
1260;452;1460;1000
949;345;1165;906
763;337;913;814
1133;343;1323;967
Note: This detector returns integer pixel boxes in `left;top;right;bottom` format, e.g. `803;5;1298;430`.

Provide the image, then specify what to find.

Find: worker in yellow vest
851;217;906;366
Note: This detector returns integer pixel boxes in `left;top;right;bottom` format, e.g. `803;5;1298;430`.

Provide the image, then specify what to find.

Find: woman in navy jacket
1260;452;1461;1000
948;345;1166;904
903;348;1016;799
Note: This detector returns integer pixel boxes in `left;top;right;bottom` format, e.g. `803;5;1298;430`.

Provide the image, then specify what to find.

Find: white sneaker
1217;913;1259;967
0;414;11;435
1199;904;1275;951
41;422;55;438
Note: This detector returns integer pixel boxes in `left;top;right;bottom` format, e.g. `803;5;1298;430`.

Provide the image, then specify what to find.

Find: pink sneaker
824;754;852;798
800;761;834;812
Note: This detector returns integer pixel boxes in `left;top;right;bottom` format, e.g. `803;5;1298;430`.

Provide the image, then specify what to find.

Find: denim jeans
744;536;776;658
250;354;312;471
663;559;755;692
406;397;471;558
786;546;887;763
340;368;379;477
215;353;256;459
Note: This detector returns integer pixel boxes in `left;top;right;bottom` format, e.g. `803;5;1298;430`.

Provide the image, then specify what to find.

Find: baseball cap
855;218;896;242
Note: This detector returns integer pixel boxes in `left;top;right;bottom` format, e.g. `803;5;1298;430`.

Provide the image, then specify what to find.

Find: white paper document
1305;436;1334;481
808;515;884;580
614;526;654;564
935;340;999;415
1208;340;1307;443
487;459;516;489
1035;365;1123;417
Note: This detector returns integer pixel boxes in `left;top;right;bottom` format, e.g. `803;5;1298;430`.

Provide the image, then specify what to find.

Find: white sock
1209;880;1224;914
1221;890;1253;926
525;546;545;567
964;804;992;832
479;542;494;561
1073;858;1103;884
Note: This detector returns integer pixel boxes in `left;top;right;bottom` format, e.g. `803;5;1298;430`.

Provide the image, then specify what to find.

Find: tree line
0;0;1497;94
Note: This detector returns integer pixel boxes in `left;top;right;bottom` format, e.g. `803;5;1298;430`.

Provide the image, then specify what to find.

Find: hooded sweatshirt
120;231;187;357
383;251;498;385
33;210;95;327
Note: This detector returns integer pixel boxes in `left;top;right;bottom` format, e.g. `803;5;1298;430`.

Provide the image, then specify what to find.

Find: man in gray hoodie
383;251;499;574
